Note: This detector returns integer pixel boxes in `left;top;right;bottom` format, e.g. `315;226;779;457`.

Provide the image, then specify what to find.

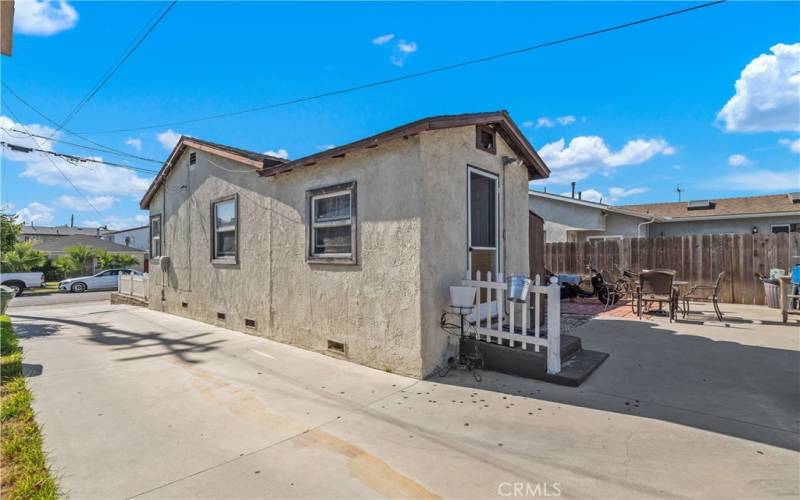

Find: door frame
467;165;500;278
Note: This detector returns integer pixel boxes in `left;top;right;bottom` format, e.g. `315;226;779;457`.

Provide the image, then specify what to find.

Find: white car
59;269;142;293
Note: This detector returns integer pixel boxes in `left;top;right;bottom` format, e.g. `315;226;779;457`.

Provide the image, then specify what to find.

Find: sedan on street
59;269;142;293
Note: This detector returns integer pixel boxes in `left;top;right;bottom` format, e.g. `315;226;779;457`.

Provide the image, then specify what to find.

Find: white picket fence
118;273;149;300
462;271;562;375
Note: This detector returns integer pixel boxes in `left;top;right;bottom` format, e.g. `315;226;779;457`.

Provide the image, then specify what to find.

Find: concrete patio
8;300;799;499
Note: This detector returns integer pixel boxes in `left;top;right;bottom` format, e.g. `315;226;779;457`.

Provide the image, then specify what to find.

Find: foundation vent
181;302;188;308
245;319;256;328
327;339;346;354
217;312;226;320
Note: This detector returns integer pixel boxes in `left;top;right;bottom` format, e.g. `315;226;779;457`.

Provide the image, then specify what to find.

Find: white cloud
717;43;800;132
778;138;800;154
15;202;54;225
389;39;417;67
522;120;534;128
56;195;117;212
534;116;576;128
316;144;336;151
264;149;289;159
372;33;395;45
14;0;78;36
536;135;674;185
609;187;648;198
156;129;181;150
557;115;576;126
125;138;142;152
82;214;149;230
1;115;153;197
727;154;750;167
1;203;15;212
718;169;800;192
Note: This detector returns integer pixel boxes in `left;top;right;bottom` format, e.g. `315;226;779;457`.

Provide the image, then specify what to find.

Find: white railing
118;273;149;300
462;271;562;375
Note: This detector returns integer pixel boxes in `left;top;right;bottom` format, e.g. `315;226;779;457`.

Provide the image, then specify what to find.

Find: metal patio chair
682;271;727;321
636;270;677;322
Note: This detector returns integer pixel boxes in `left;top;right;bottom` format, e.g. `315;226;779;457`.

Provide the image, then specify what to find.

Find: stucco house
33;235;146;274
102;225;150;253
622;193;800;237
531;191;800;242
140;111;549;378
529;190;652;243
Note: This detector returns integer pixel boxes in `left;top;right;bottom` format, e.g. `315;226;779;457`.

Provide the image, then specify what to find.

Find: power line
0;141;159;174
1;127;163;164
84;0;725;134
2;82;166;165
53;0;178;133
2;101;111;224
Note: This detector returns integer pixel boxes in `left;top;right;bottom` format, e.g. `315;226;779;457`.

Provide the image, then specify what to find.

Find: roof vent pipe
571;182;576;199
578;191;582;200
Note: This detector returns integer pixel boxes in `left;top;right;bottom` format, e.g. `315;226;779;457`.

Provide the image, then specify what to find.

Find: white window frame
211;194;238;265
771;224;790;234
587;235;624;241
306;181;357;264
150;214;162;259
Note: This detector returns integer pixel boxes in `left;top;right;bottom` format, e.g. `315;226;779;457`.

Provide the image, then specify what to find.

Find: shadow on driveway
435;318;800;451
13;314;226;365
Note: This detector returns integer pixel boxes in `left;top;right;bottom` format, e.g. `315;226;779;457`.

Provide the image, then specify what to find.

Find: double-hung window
307;182;357;264
211;195;238;264
150;215;162;259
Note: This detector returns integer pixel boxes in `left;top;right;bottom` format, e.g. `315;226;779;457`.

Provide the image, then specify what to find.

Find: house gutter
638;216;656;238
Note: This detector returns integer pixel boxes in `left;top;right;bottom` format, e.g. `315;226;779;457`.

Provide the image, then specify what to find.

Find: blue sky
1;1;798;228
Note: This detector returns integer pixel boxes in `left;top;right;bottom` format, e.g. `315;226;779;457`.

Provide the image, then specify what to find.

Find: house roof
529;190;653;219
102;224;148;234
619;193;800;220
21;225;111;237
32;235;146;253
140;111;550;209
139;137;287;209
259;111;550;181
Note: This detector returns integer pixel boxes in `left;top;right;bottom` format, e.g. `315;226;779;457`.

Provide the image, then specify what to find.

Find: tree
96;251;140;270
0;212;22;254
64;245;99;275
52;255;79;277
0;241;47;272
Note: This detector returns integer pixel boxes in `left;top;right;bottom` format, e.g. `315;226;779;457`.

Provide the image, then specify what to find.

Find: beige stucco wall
418;126;530;376
147;125;531;378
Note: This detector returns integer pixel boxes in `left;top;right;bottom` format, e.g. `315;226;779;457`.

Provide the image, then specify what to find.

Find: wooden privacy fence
544;233;800;305
462;271;562;374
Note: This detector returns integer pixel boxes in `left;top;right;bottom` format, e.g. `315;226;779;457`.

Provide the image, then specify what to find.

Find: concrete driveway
10;301;799;499
8;290;111;308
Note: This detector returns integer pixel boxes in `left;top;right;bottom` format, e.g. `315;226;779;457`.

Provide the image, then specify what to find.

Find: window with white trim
771;224;790;234
307;182;357;263
150;215;162;258
212;196;237;263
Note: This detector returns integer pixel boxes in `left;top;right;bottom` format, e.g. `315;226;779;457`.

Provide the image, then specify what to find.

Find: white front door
467;167;499;279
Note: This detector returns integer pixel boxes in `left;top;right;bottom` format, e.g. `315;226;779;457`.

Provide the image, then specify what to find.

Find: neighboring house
141;111;549;378
102;225;150;252
33;235;146;274
529;190;652;243
19;225;111;243
622;193;800;237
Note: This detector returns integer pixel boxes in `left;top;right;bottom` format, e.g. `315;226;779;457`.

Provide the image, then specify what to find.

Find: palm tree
96;251;140;270
64;245;99;275
52;255;79;277
0;242;47;272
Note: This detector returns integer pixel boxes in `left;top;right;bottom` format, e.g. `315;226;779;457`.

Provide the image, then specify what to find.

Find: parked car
0;272;46;296
59;269;142;293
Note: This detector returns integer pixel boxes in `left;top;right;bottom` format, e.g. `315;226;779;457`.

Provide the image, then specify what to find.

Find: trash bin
763;279;781;309
0;285;15;315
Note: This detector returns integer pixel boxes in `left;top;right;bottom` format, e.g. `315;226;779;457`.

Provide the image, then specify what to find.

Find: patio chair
636;270;677;322
682;271;726;321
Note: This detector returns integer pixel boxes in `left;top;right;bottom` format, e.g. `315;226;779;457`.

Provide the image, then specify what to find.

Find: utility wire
84;0;725;134
0;141;159;174
2;101;111;224
1;127;162;164
2;83;166;165
53;0;178;133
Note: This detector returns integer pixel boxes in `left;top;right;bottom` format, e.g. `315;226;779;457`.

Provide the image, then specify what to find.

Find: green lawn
1;315;59;499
